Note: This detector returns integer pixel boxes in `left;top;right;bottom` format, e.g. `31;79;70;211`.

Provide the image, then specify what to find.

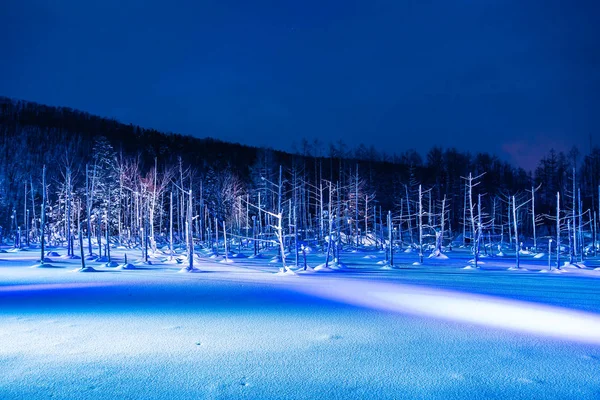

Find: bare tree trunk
355;164;359;249
513;195;520;269
594;211;598;258
79;224;86;270
319;179;324;243
388;210;394;267
578;189;583;262
86;164;97;257
214;217;219;256
97;211;102;258
531;186;537;250
468;175;477;267
435;194;446;256
418;185;424;263
507;195;512;246
405;185;413;244
335;182;341;267
572;168;577;261
24;182;29;247
277;165;283;260
150;158;158;253
568;218;573;264
364;195;369;246
40;165;46;265
463;186;467;247
66;167;72;256
325;182;333;269
556;192;561;269
30;176;37;241
223;221;229;262
118;164;123;247
169;191;174;260
186;188;194;271
477;194;483;264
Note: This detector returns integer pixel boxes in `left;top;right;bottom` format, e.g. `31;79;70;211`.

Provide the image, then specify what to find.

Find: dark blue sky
1;0;598;170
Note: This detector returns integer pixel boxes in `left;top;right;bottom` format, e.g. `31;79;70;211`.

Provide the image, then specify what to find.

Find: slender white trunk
388;210;393;267
531;186;537;250
418;185;423;263
513;195;519;269
572;168;577;259
223;221;228;262
40;165;46;264
556;192;561;269
169;191;174;260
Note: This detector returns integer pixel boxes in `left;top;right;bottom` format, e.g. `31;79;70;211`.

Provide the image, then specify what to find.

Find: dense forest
0;96;598;269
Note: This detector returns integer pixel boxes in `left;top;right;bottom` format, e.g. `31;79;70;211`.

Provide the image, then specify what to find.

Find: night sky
1;0;598;170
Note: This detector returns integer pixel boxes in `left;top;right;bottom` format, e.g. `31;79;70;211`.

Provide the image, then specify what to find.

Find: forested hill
0;95;597;237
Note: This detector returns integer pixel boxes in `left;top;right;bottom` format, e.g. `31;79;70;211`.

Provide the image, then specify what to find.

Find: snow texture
1;246;600;399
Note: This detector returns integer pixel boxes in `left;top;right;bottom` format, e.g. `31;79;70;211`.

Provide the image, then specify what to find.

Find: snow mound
116;263;136;270
7;248;27;253
178;267;202;273
533;253;545;259
314;264;335;272
428;253;449;260
72;266;97;272
275;268;297;276
135;260;154;265
330;261;347;270
104;261;119;268
296;266;315;273
30;263;59;269
562;262;584;270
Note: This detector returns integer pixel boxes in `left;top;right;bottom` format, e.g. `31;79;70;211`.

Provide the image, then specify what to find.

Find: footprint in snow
163;325;183;330
319;334;343;341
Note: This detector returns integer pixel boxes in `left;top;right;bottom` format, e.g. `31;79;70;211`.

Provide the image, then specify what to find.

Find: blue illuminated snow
1;247;600;399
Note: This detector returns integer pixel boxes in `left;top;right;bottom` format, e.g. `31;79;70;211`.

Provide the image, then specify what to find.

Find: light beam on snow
296;279;600;345
0;282;116;293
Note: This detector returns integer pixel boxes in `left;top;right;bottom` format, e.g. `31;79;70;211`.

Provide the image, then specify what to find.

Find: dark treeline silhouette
0;96;598;258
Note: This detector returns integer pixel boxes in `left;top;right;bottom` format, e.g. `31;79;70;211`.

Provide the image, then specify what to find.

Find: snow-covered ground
1;245;600;399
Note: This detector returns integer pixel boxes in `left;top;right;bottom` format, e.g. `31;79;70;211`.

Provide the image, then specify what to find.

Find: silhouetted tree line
0;96;598;248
